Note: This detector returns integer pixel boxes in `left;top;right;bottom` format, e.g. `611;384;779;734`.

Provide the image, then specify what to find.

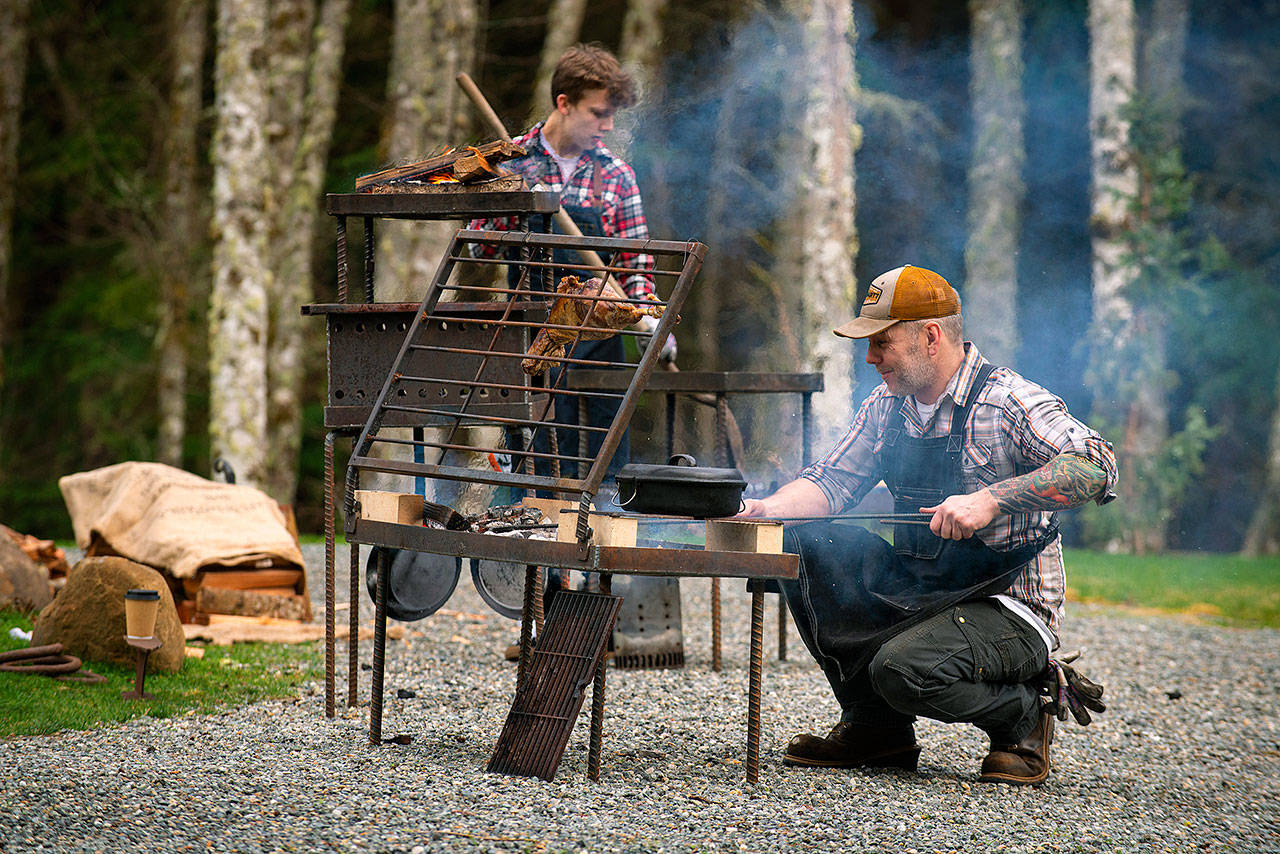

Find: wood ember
362;174;526;195
467;504;547;533
356;140;526;191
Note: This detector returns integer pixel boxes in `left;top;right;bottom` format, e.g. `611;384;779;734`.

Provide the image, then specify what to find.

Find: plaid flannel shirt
468;124;656;300
801;342;1118;638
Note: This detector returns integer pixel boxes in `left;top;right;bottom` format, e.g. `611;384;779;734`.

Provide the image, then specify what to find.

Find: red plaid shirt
469;124;656;299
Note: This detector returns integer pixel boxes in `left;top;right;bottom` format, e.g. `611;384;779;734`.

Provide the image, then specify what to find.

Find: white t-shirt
541;131;581;186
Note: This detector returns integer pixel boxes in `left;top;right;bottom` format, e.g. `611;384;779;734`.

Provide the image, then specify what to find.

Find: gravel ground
3;542;1278;853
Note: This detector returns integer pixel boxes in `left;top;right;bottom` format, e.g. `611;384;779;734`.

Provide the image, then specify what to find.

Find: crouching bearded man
738;265;1116;785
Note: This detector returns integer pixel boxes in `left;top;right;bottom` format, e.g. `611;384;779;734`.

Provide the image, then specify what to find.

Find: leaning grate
486;590;622;781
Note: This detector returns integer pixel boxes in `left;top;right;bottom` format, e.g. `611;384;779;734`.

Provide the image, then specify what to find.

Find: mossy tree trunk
1086;0;1169;554
378;0;478;303
963;0;1024;368
785;0;859;450
263;0;351;504
156;0;209;469
526;0;587;127
0;0;31;396
209;0;272;490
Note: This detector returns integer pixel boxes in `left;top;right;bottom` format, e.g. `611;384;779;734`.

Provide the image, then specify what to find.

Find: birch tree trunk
379;0;477;302
156;0;209;468
614;0;669;157
376;0;481;504
209;0;272;490
526;0;588;126
0;0;31;395
963;0;1024;367
263;0;351;504
786;0;858;448
620;0;668;72
1086;0;1152;551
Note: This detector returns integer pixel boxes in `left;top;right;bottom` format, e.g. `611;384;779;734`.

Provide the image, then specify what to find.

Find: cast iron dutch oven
615;454;748;518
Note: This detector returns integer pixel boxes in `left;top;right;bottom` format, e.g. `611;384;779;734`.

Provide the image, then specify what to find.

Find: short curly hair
550;43;637;110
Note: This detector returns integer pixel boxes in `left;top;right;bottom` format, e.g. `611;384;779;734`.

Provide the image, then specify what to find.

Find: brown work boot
978;711;1054;786
783;722;920;770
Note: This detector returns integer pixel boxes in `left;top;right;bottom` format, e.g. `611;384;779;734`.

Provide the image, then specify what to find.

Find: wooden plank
556;511;637;548
190;568;304;591
355;490;424;525
705;520;785;555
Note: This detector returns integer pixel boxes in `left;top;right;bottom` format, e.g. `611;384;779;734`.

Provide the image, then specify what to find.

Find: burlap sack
58;462;305;579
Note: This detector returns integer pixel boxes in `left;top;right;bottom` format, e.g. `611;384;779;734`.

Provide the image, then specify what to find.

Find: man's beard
893;341;937;398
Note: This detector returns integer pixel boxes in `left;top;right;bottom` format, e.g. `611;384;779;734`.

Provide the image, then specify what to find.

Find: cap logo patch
864;285;883;306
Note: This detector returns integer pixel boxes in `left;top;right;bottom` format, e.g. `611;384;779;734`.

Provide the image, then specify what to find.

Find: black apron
779;363;1058;687
525;159;629;486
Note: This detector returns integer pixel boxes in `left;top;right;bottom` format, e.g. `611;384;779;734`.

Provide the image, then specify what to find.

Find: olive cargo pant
841;599;1049;744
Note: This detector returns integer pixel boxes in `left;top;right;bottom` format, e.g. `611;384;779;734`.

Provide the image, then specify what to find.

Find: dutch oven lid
615;454;746;486
365;546;460;622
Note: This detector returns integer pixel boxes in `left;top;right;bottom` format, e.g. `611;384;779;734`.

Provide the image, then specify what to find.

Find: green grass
1065;548;1280;628
0;609;323;738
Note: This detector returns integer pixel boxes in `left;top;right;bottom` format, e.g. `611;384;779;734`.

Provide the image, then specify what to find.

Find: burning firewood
355;139;526;191
522;276;666;376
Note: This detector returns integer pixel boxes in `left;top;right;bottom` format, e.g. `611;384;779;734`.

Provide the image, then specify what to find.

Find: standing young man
472;42;674;474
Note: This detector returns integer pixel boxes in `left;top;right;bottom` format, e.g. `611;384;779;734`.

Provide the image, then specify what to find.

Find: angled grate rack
342;228;707;537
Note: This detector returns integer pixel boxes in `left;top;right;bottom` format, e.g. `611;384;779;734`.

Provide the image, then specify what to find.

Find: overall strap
946;362;997;453
590;155;603;210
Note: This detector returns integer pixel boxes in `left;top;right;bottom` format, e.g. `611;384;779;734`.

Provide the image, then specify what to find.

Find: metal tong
757;512;935;526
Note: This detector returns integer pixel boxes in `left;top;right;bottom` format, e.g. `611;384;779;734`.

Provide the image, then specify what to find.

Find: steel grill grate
485;590;622;780
342;229;706;517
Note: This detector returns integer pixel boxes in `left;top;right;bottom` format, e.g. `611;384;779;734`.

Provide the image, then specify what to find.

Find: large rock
32;557;184;673
0;531;52;612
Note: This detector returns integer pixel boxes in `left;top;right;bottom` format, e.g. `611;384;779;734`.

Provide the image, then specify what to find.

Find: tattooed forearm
988;453;1107;514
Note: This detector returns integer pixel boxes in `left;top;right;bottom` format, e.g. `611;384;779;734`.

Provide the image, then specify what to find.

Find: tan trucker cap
833;265;961;339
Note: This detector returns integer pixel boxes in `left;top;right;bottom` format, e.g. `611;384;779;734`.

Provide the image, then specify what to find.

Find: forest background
0;0;1277;556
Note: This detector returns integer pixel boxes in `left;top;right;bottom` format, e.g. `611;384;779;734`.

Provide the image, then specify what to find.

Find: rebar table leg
531;566;545;637
711;578;722;672
348;540;359;707
517;564;537;693
777;597;787;661
369;548;388;745
747;589;765;784
711;393;728;670
324;432;336;718
588;573;612;781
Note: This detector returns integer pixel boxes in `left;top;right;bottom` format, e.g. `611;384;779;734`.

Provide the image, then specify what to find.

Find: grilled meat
522;276;665;375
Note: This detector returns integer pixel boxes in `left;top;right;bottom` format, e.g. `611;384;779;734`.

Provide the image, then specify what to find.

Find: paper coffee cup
124;589;161;639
